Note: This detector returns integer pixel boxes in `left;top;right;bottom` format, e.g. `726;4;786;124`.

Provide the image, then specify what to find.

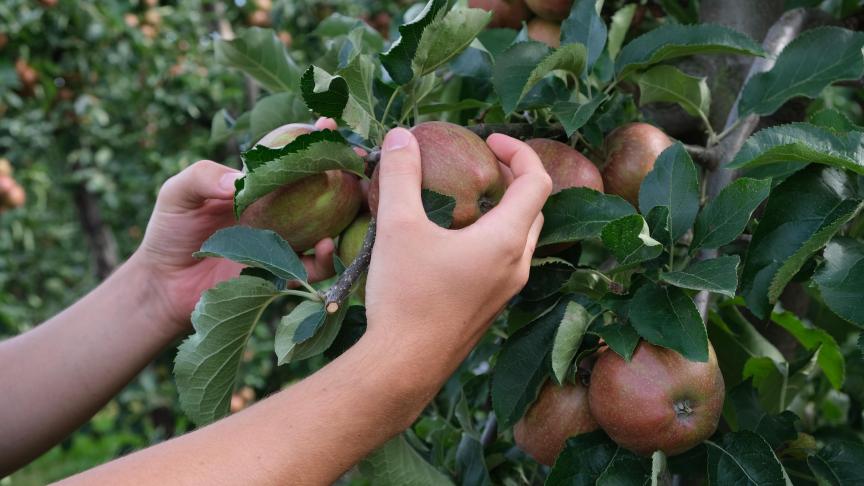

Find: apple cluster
0;158;26;213
468;0;572;48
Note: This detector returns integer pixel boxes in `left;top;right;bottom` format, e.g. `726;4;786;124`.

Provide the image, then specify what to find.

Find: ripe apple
527;18;561;48
240;123;363;252
514;380;599;465
601;123;672;207
368;121;506;229
0;158;12;177
525;0;572;21
338;213;371;301
525;138;602;194
588;341;725;456
468;0;531;30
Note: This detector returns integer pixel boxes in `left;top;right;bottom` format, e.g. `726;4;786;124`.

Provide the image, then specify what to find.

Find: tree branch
323;217;376;314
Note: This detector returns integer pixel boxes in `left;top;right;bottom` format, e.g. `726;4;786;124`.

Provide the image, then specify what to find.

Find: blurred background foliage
3;0;864;484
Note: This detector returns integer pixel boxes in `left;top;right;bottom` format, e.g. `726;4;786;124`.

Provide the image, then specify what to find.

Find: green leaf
275;300;349;364
300;65;349;119
615;24;764;80
727;123;864;175
552;95;607;136
740;166;863;318
630;282;709;362
360;435;454;486
195;226;308;282
561;0;606;72
494;42;586;114
691;177;771;251
808;440;864;486
421;189;456;228
235;130;365;216
771;311;845;389
492;297;570;428
174;276;279;425
551;302;591;384
338;54;384;141
412;8;491;78
523;258;575;302
601;214;663;264
660;255;740;298
809;108;863;132
381;0;448;85
314;13;385;51
638;142;700;240
210;109;235;145
725;380;798;448
742;356;790;413
249;93;312;144
540;188;636;246
813;237;864;327
547;431;650;485
593;322;640;361
646;205;672;247
215;27;301;93
708;307;785;388
739;27;864;117
706;431;791;486
607;4;637;60
636;65;711;119
455;433;492;486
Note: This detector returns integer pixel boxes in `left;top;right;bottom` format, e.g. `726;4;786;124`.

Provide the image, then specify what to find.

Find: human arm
57;128;552;485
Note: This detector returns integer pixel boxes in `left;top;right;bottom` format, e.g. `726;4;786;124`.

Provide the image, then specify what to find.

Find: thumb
157;160;241;210
376;128;424;225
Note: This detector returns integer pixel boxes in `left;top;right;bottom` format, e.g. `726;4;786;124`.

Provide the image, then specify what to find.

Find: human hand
363;128;552;368
136;119;341;337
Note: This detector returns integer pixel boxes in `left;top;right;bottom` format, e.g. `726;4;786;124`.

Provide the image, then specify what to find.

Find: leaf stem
380;86;401;128
281;288;321;301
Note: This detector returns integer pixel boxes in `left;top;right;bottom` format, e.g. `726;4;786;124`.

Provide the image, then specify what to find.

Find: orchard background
3;0;864;484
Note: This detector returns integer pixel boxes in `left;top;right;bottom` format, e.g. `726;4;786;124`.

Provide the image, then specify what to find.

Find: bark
72;183;119;280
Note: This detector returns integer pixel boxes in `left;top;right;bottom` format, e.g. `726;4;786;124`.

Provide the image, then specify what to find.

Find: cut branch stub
324;217;377;314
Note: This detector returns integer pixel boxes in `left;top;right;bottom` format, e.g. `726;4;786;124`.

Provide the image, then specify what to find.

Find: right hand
363;128;552;362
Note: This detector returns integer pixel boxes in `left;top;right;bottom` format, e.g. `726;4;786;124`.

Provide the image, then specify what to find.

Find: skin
514;380;598;466
468;0;531;29
337;213;372;300
601;123;673;207
525;138;603;194
588;341;725;456
0;120;553;483
525;0;572;21
240;123;363;252
369;121;507;229
527;18;561;48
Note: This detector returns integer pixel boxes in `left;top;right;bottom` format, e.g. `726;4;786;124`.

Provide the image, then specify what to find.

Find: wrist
125;250;189;342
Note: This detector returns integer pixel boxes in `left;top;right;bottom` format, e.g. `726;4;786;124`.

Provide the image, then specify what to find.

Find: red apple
601;123;672;207
468;0;531;30
527;18;561;48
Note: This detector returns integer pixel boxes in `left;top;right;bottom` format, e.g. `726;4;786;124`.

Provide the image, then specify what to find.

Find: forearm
0;252;178;474
61;331;457;485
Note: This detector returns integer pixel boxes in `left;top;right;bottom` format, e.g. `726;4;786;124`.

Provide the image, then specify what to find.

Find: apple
240;124;363;252
338;214;372;301
525;0;572;21
368;121;506;229
601;123;672;207
514;380;599;465
248;9;271;27
526;18;561;48
0;158;12;177
588;341;725;456
468;0;531;30
525;138;602;194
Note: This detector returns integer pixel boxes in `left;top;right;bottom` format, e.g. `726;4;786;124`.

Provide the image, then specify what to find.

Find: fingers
478;135;552;237
302;238;336;282
158;160;242;210
314;117;338;131
376;128;425;225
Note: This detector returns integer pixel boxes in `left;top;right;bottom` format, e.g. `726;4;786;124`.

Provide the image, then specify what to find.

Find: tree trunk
72;183;118;280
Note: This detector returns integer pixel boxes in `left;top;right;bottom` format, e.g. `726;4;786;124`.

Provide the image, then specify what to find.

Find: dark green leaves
421;189;456;228
772;311;845;389
540;188;636;246
195;226;308;282
359;435;454;485
552;95;607;136
740;166;863;318
691;178;771;251
380;0;447;85
594;322;640;361
615;24;764;80
638;142;700;240
547;431;649;485
601;214;663;264
174;276;279;425
494;43;586;114
808;440;864;485
661;255;740;298
706;431;790;485
561;0;606;72
215;27;301;93
412;7;491;79
276;300;349;364
630;282;709;362
300;65;349;118
551;301;591;383
636;65;711;122
728;123;864;175
739;27;864;117
814;238;864;327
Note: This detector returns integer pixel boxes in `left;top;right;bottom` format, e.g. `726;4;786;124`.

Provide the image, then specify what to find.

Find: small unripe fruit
527;18;561;48
468;0;531;30
589;342;725;456
525;0;572;21
515;380;598;465
368;121;506;229
601;123;672;207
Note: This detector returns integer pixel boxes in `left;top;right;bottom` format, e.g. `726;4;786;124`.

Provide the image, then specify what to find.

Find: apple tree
180;0;864;483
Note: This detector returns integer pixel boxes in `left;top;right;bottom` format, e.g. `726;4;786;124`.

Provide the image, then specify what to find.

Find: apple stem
323;217;377;314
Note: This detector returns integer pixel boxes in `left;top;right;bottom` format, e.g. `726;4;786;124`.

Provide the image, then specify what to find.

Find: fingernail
219;172;242;192
383;128;411;152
